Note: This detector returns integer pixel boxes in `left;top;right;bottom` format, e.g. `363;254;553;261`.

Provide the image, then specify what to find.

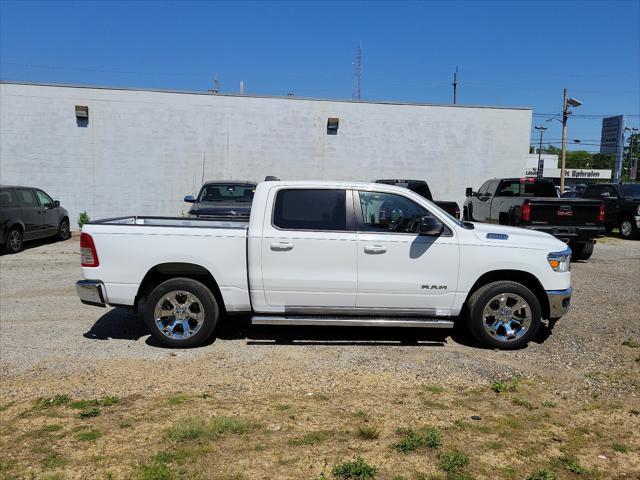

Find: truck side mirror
465;187;473;198
184;195;195;203
419;216;444;236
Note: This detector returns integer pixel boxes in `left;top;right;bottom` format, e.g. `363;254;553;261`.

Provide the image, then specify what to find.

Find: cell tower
352;43;362;100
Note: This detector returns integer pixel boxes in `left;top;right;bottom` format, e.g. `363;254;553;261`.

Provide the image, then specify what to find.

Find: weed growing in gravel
138;456;175;480
0;401;14;412
425;385;444;394
165;416;253;443
392;427;442;453
439;450;470;477
541;401;556;408
78;407;100;419
42;452;66;469
332;457;376;480
485;441;502;450
34;395;70;410
526;469;556;480
491;378;519;393
167;394;188;405
69;397;119;409
166;417;207;442
612;442;628;453
556;455;587;474
276;404;291;410
512;397;536;410
75;429;103;442
356;426;380;440
355;410;369;420
289;430;332;446
621;338;640;348
41;424;63;433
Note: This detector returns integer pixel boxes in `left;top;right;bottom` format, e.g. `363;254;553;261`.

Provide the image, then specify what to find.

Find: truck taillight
521;201;531;222
454;206;460;219
80;233;99;267
598;203;605;222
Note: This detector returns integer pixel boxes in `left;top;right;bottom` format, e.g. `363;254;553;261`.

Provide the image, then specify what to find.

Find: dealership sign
525;168;612;179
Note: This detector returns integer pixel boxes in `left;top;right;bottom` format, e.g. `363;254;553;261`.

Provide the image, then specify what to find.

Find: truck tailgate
528;198;601;226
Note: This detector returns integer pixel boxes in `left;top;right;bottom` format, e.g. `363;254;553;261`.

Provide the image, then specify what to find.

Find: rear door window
273;189;347;231
0;189;17;206
16;189;38;207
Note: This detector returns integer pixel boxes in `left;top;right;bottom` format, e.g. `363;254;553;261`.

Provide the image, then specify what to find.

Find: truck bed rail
87;215;248;229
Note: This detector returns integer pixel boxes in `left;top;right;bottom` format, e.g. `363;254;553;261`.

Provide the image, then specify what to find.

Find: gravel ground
1;235;639;402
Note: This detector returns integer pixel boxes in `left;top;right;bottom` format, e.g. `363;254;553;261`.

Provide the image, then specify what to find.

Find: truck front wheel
143;277;219;348
466;281;541;350
619;217;638;240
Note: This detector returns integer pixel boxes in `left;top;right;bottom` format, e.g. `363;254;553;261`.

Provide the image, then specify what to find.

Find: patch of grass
138;460;175;480
276;404;291;410
42;452;66;469
621;338;640;348
69;397;119;409
453;418;471;429
165;417;208;443
356;426;379;440
541;401;556;408
41;424;63;433
0;401;15;412
210;415;252;436
34;394;70;410
526;469;557;480
78;407;101;419
612;442;628;453
425;385;444;394
491;378;519;393
355;410;369;421
392;428;442;453
101;396;119;406
165;416;253;443
439;450;470;475
557;455;587;474
512;397;535;410
75;429;103;442
167;394;188;405
332;457;376;480
289;430;331;446
485;441;502;450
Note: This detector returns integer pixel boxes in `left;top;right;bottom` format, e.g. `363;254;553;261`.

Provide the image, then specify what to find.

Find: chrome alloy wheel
620;219;633;238
481;293;531;342
154;290;205;339
8;230;22;252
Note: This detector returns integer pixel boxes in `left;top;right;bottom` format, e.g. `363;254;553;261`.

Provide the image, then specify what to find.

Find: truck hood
469;222;568;251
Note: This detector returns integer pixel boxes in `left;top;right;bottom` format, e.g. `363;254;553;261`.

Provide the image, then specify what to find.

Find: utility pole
560;89;583;193
452;66;458;104
560;88;568;194
534;125;548;179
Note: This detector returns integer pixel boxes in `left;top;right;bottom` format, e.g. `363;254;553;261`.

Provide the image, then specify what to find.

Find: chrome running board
251;315;455;329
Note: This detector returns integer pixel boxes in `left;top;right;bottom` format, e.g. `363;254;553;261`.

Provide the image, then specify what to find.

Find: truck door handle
364;245;387;254
270;242;294;251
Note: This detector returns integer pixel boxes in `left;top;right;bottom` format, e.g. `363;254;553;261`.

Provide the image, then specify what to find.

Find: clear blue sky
1;0;638;151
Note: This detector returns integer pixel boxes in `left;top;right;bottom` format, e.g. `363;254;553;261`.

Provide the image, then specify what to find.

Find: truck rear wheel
573;242;594;261
143;277;218;348
466;281;541;350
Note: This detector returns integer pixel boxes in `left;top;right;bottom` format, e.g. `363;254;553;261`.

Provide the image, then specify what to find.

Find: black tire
466;280;541;350
462;207;469;221
619;216;639;240
574;242;594;261
143;277;219;348
4;226;23;254
57;217;71;241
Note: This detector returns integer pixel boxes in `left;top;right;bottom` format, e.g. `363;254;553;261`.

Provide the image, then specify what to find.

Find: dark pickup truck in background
582;183;640;239
184;181;256;220
374;179;460;218
463;178;604;260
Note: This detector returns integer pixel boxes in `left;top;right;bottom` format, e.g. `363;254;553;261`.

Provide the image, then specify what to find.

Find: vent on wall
75;105;89;127
327;117;339;135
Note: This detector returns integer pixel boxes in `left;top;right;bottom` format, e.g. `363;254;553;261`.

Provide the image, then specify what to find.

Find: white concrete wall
1;82;532;227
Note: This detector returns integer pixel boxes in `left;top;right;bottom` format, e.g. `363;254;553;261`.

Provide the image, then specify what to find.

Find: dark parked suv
0;185;71;253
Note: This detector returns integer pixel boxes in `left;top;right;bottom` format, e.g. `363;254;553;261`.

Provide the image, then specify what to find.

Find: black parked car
184;181;256;220
0;185;71;253
463;178;604;260
374;179;460;218
583;183;640;239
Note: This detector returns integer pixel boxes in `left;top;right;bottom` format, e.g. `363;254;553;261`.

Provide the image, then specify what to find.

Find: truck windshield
622;184;640;197
197;184;255;202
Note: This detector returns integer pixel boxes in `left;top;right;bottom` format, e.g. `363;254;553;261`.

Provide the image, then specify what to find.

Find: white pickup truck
76;181;572;350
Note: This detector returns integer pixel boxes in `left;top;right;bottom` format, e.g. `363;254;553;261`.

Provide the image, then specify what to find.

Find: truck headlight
547;249;571;272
